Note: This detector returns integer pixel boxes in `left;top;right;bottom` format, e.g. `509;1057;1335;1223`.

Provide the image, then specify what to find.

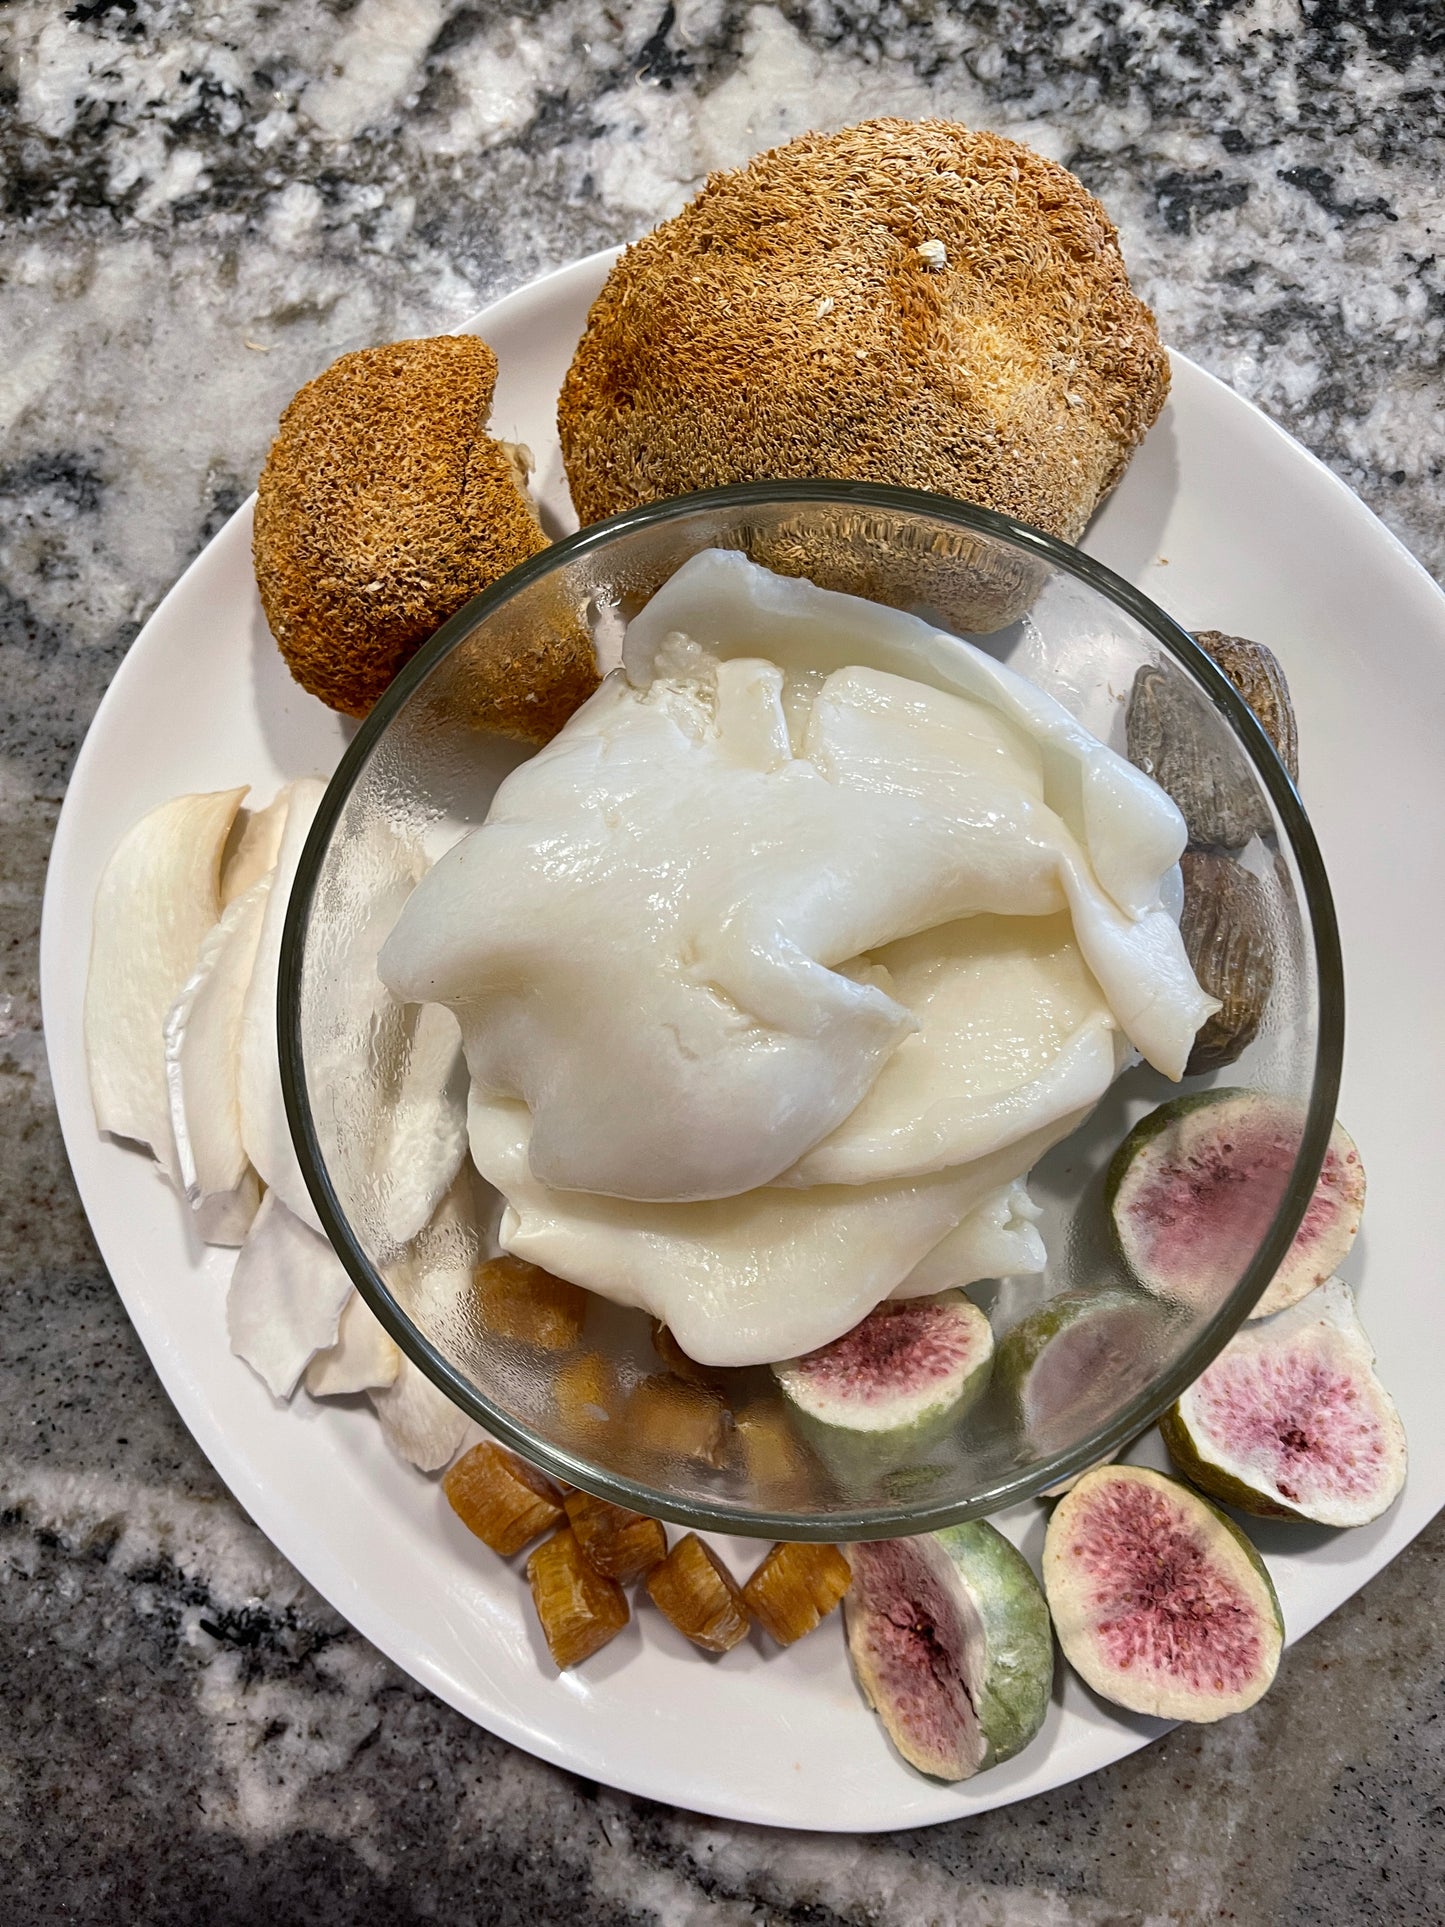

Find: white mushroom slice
164;873;271;1240
372;1003;470;1246
237;777;328;1232
85;786;248;1178
197;1165;263;1248
228;1191;353;1398
305;1289;400;1396
370;1352;469;1470
221;784;294;906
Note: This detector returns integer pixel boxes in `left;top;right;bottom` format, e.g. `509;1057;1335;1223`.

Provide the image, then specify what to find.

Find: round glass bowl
279;482;1342;1539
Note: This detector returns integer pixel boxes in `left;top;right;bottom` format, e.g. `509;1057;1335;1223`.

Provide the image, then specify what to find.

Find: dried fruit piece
1178;851;1274;1076
1107;1090;1365;1318
625;1375;730;1464
1194;631;1299;782
744;1541;851;1646
444;1440;566;1556
1043;1464;1282;1721
645;1534;750;1653
731;1400;813;1498
526;1526;630;1669
845;1524;1053;1779
651;1321;723;1387
1126;662;1271;849
553;1350;620;1444
563;1491;667;1582
773;1291;993;1437
994;1289;1165;1451
475;1254;587;1350
1161;1278;1407;1526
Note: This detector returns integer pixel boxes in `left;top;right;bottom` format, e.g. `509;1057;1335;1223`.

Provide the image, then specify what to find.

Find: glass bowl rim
278;479;1344;1539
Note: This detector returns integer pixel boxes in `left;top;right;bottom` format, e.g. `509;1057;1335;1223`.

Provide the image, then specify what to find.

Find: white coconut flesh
164;872;272;1230
305;1289;400;1397
774;1290;993;1432
370;1002;470;1247
1112;1092;1363;1319
237;777;328;1233
220;785;293;907
846;1536;989;1778
228;1190;354;1398
1043;1465;1282;1722
85;785;248;1177
1176;1277;1407;1526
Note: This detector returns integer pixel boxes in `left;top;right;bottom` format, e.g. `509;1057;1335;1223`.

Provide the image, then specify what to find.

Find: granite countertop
4;2;1443;1920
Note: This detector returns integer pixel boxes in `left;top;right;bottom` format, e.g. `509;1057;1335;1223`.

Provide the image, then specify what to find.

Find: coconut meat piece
85;785;248;1179
380;556;1212;1367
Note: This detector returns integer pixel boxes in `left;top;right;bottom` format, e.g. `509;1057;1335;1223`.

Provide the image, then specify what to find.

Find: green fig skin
845;1521;1053;1781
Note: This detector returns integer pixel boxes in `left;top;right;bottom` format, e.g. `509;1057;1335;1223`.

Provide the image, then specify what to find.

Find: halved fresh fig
773;1290;993;1436
1161;1277;1407;1526
1043;1464;1282;1721
994;1288;1166;1451
844;1523;1053;1780
1107;1090;1364;1319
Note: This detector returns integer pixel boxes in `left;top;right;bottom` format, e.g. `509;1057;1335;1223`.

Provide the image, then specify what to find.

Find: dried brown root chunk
1179;850;1275;1076
645;1534;751;1653
443;1440;566;1556
526;1526;630;1669
744;1541;852;1646
255;334;597;734
474;1254;587;1350
731;1401;812;1498
553;1350;620;1444
563;1491;667;1583
625;1375;730;1465
651;1321;724;1388
1195;631;1299;782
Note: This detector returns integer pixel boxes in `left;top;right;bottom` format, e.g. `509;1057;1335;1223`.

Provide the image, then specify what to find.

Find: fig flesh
1107;1090;1364;1319
994;1288;1165;1452
773;1290;993;1435
1043;1464;1282;1721
1161;1277;1406;1526
844;1523;1052;1780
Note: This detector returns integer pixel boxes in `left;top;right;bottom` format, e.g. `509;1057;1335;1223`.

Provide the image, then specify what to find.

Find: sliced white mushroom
305;1289;400;1397
370;1351;470;1471
164;873;271;1241
227;1190;353;1399
197;1164;263;1248
368;1177;477;1467
372;1002;470;1246
221;784;294;906
85;786;248;1179
237;776;328;1233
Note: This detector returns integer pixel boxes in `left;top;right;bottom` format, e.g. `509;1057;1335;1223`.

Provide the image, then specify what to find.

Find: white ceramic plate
42;252;1445;1832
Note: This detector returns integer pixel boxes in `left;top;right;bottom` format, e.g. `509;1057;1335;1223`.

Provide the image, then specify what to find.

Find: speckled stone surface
4;2;1443;1920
